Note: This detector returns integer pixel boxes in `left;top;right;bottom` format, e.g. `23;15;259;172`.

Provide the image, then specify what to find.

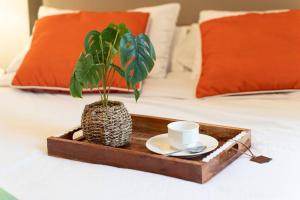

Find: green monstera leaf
84;23;129;65
69;23;156;104
70;73;83;98
84;30;101;56
119;33;156;101
75;53;102;86
70;53;104;98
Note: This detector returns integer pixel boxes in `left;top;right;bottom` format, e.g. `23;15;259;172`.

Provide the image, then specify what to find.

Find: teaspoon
163;145;207;156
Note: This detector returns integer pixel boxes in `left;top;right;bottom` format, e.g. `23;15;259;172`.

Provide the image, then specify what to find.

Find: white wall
0;0;30;69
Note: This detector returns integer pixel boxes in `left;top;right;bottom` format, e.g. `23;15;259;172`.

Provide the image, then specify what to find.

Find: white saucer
146;133;219;158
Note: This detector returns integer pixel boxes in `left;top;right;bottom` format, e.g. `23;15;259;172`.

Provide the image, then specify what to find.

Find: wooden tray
47;114;251;183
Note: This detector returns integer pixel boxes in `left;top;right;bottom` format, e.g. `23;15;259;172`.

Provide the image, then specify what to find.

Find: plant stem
99;34;105;64
103;68;107;107
95;29;120;107
107;68;115;95
99;35;109;107
98;86;103;102
95;49;105;105
106;31;119;64
102;30;119;107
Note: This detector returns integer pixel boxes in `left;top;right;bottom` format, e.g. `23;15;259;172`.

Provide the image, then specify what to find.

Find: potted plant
70;23;156;147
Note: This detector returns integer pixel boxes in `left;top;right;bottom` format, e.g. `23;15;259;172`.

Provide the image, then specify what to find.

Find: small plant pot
81;101;132;147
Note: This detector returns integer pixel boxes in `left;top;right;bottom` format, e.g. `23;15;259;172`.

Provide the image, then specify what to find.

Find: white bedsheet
1;87;300;200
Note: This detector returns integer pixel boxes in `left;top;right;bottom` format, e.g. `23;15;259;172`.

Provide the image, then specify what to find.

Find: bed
1;0;300;199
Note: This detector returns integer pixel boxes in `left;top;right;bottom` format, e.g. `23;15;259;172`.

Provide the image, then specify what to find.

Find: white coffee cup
167;121;199;150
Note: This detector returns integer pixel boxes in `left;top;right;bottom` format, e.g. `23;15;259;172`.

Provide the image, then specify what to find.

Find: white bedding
141;72;196;99
1;83;300;199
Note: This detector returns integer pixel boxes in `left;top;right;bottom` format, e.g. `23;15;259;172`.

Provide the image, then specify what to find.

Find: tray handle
202;131;248;163
60;126;82;140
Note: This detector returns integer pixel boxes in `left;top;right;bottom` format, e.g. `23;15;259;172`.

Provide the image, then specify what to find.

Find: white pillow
171;24;201;77
15;4;179;79
0;72;15;87
5;36;32;73
38;6;79;18
0;68;4;76
170;25;191;72
134;4;180;78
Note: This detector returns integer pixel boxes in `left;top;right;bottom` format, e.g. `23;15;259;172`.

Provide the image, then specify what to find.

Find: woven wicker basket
81;101;132;147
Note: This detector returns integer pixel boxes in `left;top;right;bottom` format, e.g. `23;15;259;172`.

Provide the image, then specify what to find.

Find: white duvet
1;76;300;200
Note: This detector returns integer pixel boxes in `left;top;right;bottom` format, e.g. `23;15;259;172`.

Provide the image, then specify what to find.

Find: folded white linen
141;71;197;99
1;87;300;200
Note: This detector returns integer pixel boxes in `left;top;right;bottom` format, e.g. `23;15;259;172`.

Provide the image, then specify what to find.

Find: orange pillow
12;11;149;93
196;10;300;98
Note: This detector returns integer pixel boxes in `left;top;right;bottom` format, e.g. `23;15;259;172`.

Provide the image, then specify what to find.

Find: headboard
28;0;300;32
